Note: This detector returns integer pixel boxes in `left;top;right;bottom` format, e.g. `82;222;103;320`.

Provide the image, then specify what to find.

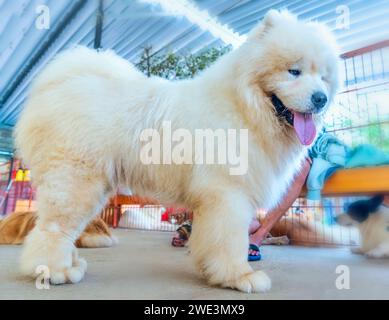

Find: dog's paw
366;249;384;259
20;228;87;285
23;254;88;285
50;258;87;284
233;270;271;293
351;247;364;255
110;235;119;245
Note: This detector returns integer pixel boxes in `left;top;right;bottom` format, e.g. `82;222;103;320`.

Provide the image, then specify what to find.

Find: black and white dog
336;195;389;258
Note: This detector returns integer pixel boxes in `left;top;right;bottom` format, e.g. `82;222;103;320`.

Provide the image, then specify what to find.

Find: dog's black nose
311;91;327;110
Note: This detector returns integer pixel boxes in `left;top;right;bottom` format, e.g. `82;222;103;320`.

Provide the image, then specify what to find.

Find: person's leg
248;219;260;234
172;218;258;248
249;158;311;246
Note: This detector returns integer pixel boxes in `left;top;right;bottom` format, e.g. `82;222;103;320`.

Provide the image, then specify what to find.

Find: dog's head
237;10;339;146
335;195;385;226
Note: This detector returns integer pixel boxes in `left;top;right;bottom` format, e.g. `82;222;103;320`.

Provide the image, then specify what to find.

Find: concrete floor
1;228;389;300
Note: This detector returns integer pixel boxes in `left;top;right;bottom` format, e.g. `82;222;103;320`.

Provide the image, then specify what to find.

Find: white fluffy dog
15;11;338;292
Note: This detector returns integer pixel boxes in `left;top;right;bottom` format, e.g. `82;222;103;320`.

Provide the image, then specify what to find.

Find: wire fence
278;197;361;246
325;44;389;152
101;204;192;232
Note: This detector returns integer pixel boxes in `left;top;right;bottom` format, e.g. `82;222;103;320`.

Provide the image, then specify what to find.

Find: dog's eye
288;69;301;76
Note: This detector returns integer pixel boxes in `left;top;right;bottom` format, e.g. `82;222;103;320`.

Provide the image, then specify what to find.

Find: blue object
307;131;348;200
323;198;337;225
248;243;262;261
345;144;389;168
306;132;389;200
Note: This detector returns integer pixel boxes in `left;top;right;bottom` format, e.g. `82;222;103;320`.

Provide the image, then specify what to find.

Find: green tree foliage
136;46;231;80
359;123;389;152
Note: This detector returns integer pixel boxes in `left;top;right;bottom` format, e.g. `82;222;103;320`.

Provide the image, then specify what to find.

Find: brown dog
0;211;117;248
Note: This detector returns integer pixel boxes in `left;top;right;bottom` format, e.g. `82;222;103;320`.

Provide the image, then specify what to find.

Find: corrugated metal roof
0;0;388;155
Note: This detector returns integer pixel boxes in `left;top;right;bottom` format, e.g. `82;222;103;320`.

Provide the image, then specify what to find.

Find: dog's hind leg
189;190;271;293
20;165;110;284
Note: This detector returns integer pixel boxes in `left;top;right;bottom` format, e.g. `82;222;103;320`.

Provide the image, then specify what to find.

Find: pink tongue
293;112;316;145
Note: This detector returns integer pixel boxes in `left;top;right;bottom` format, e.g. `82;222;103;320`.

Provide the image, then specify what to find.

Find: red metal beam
340;40;389;59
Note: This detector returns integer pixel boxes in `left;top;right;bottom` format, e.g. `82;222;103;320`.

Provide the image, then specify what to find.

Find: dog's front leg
188;190;271;293
20;167;110;284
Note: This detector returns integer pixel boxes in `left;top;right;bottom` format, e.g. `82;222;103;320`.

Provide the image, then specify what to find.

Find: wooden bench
301;165;389;197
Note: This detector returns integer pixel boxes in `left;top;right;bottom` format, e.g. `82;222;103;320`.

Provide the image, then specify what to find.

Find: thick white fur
340;206;389;258
15;11;338;292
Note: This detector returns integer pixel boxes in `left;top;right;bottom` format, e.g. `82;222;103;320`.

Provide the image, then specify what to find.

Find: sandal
171;235;186;247
248;243;262;261
171;221;192;247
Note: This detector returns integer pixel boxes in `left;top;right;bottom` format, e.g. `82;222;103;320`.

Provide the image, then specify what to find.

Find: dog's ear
262;9;281;29
247;10;280;40
369;195;384;213
248;10;296;40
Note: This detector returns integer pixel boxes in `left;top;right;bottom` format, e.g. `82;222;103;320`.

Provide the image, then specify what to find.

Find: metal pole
94;0;104;50
2;157;14;215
